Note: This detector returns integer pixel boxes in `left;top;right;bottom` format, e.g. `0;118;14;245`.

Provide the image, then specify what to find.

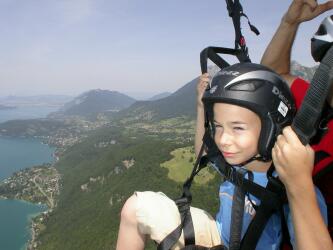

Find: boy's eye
233;127;245;131
214;124;223;129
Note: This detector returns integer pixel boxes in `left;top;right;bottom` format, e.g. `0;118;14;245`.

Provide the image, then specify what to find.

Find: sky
0;0;332;99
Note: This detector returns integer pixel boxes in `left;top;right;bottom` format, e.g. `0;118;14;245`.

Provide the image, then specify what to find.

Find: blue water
0;107;55;250
0;105;59;124
0;137;55;181
0;200;46;250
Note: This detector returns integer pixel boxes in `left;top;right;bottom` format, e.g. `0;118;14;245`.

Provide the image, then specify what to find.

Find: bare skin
272;127;333;250
195;73;210;157
213;103;271;172
116;195;146;250
262;1;333;249
117;99;271;249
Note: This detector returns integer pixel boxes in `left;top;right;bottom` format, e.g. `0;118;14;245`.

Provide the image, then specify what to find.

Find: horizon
0;90;169;101
1;1;331;97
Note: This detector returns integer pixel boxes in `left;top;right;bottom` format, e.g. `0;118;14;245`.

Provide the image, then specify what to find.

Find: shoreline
26;206;50;250
0;199;47;250
0;136;60;250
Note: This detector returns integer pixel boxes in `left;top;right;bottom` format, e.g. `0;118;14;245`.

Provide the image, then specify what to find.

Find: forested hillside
37;122;221;249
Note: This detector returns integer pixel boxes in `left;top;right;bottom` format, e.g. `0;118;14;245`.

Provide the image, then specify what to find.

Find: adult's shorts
135;191;222;250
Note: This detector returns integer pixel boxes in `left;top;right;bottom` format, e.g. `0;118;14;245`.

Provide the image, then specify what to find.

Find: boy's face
213;103;261;166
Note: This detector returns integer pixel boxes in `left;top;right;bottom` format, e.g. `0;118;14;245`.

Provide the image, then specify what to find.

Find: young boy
116;62;327;250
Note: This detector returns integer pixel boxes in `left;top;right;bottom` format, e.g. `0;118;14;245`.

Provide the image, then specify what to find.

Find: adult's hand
197;73;210;109
283;0;333;26
272;126;314;193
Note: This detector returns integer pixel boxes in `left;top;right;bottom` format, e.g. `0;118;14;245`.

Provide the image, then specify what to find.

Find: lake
0;106;56;250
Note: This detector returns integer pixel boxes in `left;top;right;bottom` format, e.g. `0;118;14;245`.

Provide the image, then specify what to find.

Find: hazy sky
1;0;331;98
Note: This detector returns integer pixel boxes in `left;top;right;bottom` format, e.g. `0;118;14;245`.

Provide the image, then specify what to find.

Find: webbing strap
239;177;285;250
209;150;286;250
157;198;195;250
225;0;259;62
158;224;183;250
182;245;228;250
158;144;208;250
176;198;195;246
210;154;283;202
292;45;333;144
229;168;247;250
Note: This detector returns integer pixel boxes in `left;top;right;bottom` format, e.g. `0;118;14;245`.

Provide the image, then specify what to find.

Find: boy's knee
120;194;138;225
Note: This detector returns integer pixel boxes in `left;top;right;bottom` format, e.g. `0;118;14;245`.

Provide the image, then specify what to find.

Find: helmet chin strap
238;155;269;167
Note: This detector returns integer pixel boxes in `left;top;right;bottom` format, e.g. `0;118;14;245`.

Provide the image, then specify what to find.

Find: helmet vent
316;24;327;36
228;80;264;91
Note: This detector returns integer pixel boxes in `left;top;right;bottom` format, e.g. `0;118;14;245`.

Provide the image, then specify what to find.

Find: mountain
148;92;171;101
291;60;317;82
54;89;136;117
116;77;198;121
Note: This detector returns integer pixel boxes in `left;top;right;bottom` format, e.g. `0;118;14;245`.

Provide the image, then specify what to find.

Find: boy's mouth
222;151;236;157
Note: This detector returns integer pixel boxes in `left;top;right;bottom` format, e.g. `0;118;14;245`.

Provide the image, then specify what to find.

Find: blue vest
215;170;327;250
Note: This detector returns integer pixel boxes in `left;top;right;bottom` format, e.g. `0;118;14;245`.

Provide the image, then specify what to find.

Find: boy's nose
217;131;233;147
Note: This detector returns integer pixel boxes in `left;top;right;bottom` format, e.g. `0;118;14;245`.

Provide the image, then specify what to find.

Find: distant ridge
291;60;317;82
148;92;171;101
117;77;198;121
53;89;136;117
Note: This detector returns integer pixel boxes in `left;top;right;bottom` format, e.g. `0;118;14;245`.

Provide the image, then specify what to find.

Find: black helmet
202;63;296;161
311;15;333;62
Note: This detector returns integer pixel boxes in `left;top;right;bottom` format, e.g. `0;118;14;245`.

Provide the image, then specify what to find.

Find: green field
161;146;215;184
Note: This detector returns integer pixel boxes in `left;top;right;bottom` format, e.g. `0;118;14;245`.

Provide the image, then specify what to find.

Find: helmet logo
272;86;289;105
278;101;288;117
219;70;240;76
210;85;218;94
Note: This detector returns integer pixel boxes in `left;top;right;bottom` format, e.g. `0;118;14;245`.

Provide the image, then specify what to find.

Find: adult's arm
261;0;333;86
272;126;333;250
194;73;210;157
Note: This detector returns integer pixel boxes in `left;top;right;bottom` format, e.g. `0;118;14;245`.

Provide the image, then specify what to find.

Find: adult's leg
116;191;222;250
116;195;146;250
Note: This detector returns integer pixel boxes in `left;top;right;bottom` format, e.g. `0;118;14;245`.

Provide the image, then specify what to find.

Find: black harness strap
292;45;333;144
229;168;247;250
211;155;284;202
158;224;183;250
240;169;286;250
182;245;228;250
158;145;208;250
210;154;286;250
225;0;259;62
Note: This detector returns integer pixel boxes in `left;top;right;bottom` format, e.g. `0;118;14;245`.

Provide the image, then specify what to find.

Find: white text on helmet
219;70;240;76
272;86;289;105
